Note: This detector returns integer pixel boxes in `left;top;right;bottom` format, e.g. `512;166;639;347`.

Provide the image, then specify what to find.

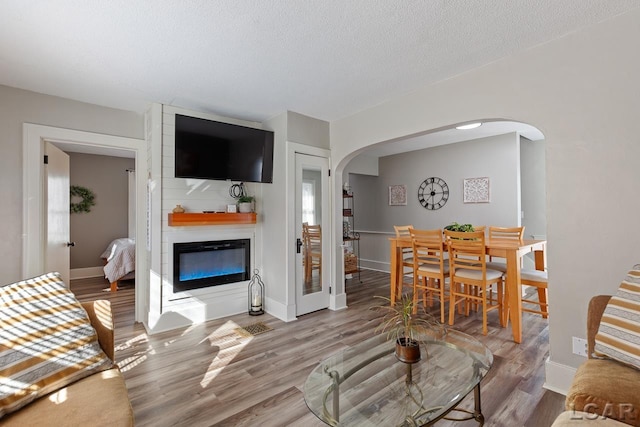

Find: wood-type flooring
71;270;565;427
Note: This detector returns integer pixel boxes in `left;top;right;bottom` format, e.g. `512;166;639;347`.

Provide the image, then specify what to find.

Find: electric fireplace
173;239;250;292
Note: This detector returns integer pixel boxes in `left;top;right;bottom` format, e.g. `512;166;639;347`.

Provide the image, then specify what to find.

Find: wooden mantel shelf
168;212;257;226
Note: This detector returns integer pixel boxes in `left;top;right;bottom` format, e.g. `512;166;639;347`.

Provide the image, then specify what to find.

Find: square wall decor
389;185;407;206
463;177;490;203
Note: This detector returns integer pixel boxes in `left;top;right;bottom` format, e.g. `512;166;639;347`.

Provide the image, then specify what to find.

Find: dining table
389;234;546;344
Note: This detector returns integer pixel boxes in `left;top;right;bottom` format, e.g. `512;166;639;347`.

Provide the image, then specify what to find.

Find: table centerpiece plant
443;222;475;232
373;294;446;364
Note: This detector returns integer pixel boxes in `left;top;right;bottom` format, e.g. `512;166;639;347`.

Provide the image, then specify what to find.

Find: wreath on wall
70;185;96;214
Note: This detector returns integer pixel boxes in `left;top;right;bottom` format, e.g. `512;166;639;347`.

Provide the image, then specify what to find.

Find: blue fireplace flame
179;248;245;282
173;239;251;292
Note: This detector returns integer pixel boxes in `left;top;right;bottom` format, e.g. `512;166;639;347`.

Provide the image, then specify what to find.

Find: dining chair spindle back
394;225;414;294
485;226;525;273
445;229;505;335
410;228;449;323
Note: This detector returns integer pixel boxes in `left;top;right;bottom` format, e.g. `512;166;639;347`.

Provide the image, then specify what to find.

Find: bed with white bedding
100;238;135;291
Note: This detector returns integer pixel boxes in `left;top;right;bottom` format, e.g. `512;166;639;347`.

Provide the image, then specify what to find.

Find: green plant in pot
237;195;255;213
373;294;445;364
443;222;475;232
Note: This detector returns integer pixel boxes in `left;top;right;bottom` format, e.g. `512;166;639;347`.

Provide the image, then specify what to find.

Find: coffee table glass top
303;330;492;426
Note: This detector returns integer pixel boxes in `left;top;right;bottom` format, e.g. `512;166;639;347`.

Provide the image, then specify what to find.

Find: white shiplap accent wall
156;106;265;330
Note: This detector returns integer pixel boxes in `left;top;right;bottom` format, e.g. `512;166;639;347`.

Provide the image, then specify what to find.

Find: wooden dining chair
485;226;525;273
394;225;414;293
520;269;548;318
445;229;505;335
304;223;322;282
503;268;548;330
489;226;525;240
302;222;310;279
410;228;448;323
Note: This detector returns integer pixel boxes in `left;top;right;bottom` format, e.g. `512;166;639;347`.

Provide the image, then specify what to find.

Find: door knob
296;238;303;253
66;242;75;247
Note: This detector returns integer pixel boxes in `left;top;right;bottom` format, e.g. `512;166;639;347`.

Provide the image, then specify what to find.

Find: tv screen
174;114;274;183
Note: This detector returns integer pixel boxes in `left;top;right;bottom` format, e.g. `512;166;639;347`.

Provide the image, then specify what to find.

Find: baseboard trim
360;259;389;273
331;292;347;311
266;297;297;322
70;266;104;280
544;357;577;396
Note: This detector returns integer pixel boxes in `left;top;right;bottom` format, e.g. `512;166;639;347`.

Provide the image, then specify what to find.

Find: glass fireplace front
173;239;250;292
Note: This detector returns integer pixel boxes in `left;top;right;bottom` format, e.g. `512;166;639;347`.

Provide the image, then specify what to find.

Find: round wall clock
418;177;449;210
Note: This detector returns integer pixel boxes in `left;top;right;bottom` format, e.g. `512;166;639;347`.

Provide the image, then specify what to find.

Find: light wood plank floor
71;271;565;427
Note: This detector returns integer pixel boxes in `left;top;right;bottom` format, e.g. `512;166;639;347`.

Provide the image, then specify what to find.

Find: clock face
418;177;449;210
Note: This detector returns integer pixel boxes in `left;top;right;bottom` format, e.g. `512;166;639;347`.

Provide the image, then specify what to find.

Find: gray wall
69;153;134;269
346;133;522;271
352;132;520;232
0;84;142;285
262;111;330;314
346;174;380;231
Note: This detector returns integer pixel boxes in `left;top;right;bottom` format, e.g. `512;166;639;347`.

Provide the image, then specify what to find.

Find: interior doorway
22;123;147;323
295;152;331;315
45;142;71;285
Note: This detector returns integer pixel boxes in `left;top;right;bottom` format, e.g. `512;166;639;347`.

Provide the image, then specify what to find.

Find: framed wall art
463;177;490;203
388;185;407;206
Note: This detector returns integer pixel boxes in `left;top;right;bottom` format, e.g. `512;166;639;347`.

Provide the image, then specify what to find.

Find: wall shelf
168;212;257;226
343;192;361;281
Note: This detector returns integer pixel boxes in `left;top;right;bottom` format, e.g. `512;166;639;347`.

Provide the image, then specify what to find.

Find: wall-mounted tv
174;114;274;183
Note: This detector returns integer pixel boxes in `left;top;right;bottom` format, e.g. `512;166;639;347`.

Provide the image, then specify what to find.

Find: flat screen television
174;114;274;183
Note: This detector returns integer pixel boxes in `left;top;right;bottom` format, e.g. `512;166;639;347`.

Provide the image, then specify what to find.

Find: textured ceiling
1;1;638;123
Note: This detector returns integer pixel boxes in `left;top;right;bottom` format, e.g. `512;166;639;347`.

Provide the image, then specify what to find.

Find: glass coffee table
303;330;492;426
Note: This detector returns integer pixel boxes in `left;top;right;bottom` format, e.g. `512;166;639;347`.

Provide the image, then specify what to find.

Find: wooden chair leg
422;277;429;308
464;285;472;316
537;287;548;318
502;286;510;326
439;280;446;324
482;290;488;335
498;280;506;327
448;284;457;326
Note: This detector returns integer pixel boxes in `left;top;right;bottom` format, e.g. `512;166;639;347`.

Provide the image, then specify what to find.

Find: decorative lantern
248;269;265;315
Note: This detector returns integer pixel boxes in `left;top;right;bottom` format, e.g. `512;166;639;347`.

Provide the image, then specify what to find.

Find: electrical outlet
572;337;588;357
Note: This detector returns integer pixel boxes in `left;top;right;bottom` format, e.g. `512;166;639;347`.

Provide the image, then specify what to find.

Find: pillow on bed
0;272;114;418
594;265;640;370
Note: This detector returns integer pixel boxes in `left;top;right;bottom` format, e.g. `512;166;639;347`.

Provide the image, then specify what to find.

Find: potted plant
443;222;475;232
237;195;255;213
373;294;445;363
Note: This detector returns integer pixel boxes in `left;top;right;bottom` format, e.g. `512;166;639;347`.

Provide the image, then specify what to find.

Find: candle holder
248;269;265;316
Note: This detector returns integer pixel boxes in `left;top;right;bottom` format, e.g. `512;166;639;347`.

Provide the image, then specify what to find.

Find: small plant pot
238;202;253;213
395;337;421;364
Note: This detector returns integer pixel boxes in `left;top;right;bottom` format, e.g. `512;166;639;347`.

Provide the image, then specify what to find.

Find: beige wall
331;8;640;389
69;153;134;269
263;111;330;318
0;85;143;285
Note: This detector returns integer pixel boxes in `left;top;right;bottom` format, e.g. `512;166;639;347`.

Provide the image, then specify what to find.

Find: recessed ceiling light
456;122;482;130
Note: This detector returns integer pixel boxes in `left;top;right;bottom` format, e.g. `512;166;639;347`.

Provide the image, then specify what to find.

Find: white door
127;169;136;238
45;142;71;286
295;153;330;315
